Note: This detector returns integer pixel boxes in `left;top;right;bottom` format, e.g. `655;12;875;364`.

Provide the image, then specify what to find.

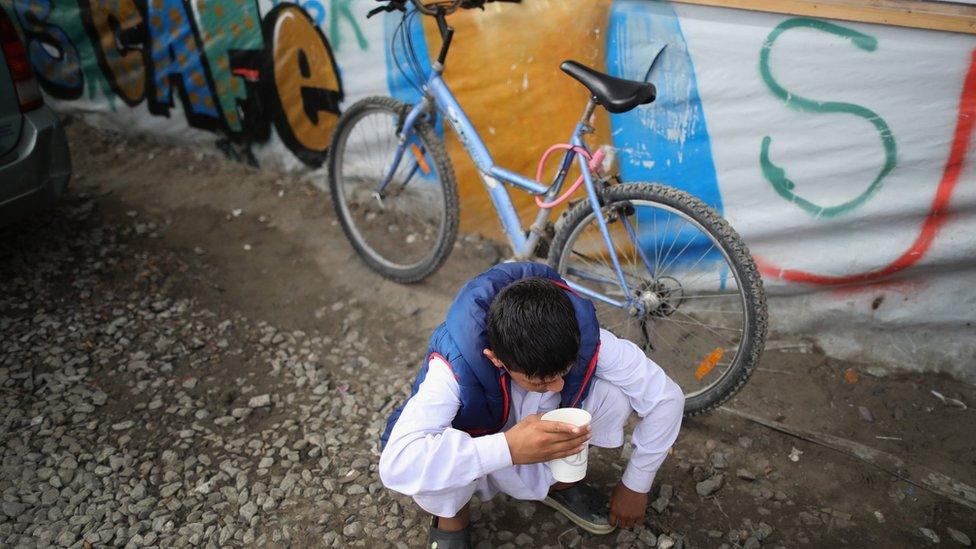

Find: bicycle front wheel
328;96;459;283
548;183;767;415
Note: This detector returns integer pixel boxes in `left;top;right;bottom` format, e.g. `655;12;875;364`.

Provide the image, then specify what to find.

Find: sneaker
542;484;615;535
426;516;471;549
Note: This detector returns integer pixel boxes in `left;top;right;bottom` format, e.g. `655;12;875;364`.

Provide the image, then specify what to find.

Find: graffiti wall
3;0;974;379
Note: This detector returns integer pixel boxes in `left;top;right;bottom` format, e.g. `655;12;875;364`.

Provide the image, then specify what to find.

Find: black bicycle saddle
560;60;656;114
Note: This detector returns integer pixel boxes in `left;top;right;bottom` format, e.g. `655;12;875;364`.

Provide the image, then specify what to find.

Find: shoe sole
541;496;616;535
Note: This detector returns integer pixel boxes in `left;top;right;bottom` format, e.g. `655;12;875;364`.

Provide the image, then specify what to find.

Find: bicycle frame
377;63;638;311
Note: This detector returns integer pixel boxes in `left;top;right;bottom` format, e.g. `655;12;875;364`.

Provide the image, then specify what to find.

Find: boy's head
484;277;580;393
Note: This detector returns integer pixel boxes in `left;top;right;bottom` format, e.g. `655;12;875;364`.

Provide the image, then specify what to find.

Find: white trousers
413;378;632;518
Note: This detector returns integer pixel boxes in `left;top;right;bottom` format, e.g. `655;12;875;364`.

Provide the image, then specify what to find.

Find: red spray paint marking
756;49;976;286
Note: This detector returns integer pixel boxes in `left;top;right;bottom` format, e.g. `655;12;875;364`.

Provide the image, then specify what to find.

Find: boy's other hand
609;482;647;528
504;414;591;465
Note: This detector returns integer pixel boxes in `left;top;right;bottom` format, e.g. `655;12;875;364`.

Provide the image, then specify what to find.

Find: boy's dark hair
486;277;580;379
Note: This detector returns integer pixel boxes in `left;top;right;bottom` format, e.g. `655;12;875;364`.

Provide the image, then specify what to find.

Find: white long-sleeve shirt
379;329;685;502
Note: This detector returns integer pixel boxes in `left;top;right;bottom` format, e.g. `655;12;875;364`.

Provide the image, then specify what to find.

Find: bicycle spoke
332;101;452;274
661;314;743;334
668;310;741;346
657;224;702;279
553;191;763;406
667;293;740;301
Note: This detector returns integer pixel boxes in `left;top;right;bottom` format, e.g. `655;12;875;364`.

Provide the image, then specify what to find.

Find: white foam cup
540;407;591;483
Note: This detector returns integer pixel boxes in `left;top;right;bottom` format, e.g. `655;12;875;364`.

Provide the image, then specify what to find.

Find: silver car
0;9;71;227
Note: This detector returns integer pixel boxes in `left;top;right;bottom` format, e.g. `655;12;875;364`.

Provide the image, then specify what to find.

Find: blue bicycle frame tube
375;100;429;196
566;279;626;308
378;68;636;306
571;132;634;303
428;74;544;257
427;76;494;171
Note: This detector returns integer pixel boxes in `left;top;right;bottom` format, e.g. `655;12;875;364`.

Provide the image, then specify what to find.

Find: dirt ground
2;118;974;548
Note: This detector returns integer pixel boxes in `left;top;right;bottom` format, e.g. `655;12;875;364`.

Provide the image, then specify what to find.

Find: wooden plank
671;0;976;34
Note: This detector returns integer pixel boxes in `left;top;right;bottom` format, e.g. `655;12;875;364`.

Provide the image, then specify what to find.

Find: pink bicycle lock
534;145;607;209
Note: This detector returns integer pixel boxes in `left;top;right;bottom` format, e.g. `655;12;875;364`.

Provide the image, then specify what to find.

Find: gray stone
231;408;251;419
338;470;360;484
696;474;724;497
639;529;657;546
651;485;673;514
736;468;757;481
57;529;76;547
657;535;675;549
2;501;25;518
41;489;59;505
617;530;638;544
240;501;258;522
219;524;236;545
947;527;972;546
343;521;362;537
160;483;181;498
248;394;271;408
858;406;875;423
920;528;941;544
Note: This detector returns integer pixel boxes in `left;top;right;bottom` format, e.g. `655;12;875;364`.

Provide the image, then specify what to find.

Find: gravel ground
0;192;427;546
0;173;642;548
1;119;974;548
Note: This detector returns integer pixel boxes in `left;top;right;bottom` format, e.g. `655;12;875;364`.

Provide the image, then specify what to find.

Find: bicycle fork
373;99;433;206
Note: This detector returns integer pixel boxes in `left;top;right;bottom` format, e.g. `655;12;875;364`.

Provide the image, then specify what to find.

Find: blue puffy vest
381;262;601;448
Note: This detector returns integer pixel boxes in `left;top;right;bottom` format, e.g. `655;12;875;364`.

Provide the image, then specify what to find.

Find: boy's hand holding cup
504;412;591;466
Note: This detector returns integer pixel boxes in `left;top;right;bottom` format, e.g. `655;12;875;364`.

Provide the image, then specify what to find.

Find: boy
379;263;684;548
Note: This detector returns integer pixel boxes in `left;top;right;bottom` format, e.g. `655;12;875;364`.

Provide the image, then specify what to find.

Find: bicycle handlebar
368;0;522;66
367;0;520;19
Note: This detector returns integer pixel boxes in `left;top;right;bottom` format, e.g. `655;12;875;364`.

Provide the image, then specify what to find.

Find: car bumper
0;107;71;227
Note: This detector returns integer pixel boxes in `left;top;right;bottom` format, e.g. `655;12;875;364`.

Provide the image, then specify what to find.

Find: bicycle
327;0;767;415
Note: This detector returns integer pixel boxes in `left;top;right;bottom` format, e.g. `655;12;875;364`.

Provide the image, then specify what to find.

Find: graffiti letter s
79;0;148;105
12;0;84;99
759;18;897;218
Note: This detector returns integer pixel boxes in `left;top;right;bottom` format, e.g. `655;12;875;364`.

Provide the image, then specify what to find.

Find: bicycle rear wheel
548;183;767;415
328;96;459;283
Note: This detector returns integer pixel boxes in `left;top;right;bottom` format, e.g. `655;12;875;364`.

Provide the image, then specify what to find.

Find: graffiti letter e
759;18;897;218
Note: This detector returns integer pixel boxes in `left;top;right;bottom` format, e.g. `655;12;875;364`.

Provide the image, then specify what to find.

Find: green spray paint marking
759;18;897;218
330;0;368;51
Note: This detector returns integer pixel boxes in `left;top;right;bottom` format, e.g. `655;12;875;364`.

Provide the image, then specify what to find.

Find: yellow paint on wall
421;1;614;241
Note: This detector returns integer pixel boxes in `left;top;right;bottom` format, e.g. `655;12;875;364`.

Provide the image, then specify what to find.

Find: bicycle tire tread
327;96;459;284
547;183;767;417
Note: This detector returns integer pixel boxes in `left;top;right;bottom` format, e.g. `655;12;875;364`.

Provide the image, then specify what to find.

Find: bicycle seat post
578;98;597;136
